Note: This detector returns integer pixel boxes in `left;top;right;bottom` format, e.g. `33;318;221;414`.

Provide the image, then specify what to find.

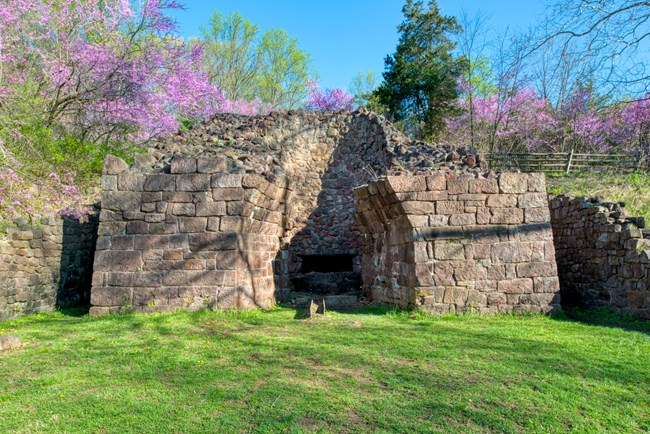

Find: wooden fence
487;151;644;174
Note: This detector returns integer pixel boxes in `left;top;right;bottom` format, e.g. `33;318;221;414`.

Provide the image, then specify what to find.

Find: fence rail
487;151;643;174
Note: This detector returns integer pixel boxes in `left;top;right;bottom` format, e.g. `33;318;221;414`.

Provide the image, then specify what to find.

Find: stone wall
91;156;288;315
353;173;561;314
0;213;98;321
550;195;650;318
147;110;483;278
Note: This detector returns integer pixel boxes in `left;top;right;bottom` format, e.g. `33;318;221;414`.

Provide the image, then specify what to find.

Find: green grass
547;172;650;221
1;307;649;433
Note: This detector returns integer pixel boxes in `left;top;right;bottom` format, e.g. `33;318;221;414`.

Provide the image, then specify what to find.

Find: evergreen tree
375;0;464;139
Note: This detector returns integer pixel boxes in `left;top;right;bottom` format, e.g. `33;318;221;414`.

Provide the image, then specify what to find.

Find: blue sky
173;1;547;90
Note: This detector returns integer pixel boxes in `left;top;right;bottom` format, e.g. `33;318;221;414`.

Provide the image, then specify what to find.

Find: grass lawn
546;172;650;221
0;307;649;433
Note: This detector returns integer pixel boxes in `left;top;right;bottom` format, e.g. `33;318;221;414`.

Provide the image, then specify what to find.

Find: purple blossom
305;80;355;111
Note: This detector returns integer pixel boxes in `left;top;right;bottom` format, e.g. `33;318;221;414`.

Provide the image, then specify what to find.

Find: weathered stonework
90;167;287;315
91;110;563;315
353;173;561;314
550;195;650;318
0;213;98;321
92;110;486;314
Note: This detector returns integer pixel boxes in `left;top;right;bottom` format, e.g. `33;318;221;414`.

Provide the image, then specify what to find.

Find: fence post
565;149;574;175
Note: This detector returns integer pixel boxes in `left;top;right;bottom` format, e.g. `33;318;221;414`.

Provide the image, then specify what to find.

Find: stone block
176;174;210;192
469;178;499;194
134;234;188;251
12;231;33;241
162;270;237;287
213;188;245;201
196;201;227;217
434;242;465;260
476;208;491;225
179;218;208;233
211;174;243;188
449;213;476;226
491;243;519;263
491;208;524;225
220;216;243;231
170;157;197;174
401;201;435;215
126;221;149;235
487;292;507;305
487;194;518;208
197;158;228;173
227;201;245;216
444;287;469;304
525;207;551;224
189;233;238;251
447;178;469;194
416;191;449;201
436;201;465;215
429;215;449;227
94;251;143;272
518;193;548;209
172;203;195;217
207;217;221;232
142;192;162;203
516;262;554;278
102;192;142;212
101;176;118;191
498;278;534;294
118;174;145;191
91;287;133;307
454;264;487;281
144;175;175;192
499;173;528;194
163;192;194;203
426;174;447;191
107;272;163;287
527;173;546;192
385;176;426;193
133;154;156;169
533;276;560;293
103;155;129;175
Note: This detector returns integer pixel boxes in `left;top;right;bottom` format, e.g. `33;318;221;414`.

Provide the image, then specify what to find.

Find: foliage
305;80;355;111
374;0;464;140
446;83;650;155
199;10;312;109
349;71;378;108
0;307;648;432
0;0;223;220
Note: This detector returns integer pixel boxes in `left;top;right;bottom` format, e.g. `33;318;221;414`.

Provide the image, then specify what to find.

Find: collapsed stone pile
146;109;486;177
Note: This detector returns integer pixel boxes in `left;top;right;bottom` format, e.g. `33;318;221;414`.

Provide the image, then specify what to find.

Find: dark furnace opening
291;255;361;297
300;255;355;273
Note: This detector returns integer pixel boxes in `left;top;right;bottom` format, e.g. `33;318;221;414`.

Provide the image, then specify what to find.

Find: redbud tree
0;0;222;221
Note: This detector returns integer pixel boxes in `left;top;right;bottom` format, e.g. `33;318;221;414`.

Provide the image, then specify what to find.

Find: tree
256;30;311;109
374;0;464;140
200;11;261;103
536;0;650;99
349;71;378;107
305;80;355;111
455;9;493;147
199;11;312;109
0;0;219;220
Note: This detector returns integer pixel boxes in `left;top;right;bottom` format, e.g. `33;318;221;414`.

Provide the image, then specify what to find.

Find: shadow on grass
552;308;650;335
57;306;91;318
